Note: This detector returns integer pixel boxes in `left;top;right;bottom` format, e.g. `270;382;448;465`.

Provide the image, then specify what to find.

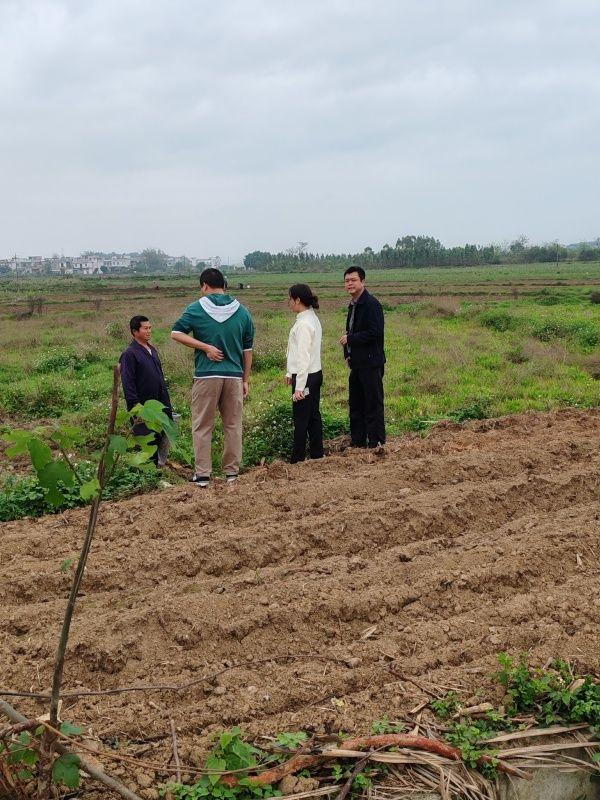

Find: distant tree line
243;236;600;272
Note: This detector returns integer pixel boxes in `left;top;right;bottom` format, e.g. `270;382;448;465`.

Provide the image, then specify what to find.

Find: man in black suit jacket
119;315;173;464
339;266;386;448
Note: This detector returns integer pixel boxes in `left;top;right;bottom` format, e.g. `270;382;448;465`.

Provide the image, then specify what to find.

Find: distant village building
0;251;221;276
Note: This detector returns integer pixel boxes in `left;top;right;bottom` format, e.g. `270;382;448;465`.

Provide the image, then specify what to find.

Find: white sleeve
294;323;312;392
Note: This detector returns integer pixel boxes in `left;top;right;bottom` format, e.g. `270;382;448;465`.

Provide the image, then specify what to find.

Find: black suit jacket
119;341;172;435
344;289;386;369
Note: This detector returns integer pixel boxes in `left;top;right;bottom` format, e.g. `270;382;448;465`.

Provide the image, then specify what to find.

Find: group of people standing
119;266;385;487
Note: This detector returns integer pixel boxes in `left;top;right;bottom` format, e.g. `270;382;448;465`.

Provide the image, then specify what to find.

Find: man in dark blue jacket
119;315;172;463
339;267;386;448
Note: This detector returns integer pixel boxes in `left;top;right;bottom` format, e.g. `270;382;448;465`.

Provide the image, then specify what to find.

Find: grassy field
1;262;599;516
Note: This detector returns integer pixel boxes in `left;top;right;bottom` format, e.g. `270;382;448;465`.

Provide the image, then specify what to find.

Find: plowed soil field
2;408;600;797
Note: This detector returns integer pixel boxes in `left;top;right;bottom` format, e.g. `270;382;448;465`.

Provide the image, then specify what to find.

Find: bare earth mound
1;408;600;796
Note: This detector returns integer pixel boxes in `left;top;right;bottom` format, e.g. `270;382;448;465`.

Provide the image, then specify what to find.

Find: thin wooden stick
0;719;39;739
335;751;372;800
170;719;181;783
48;366;121;729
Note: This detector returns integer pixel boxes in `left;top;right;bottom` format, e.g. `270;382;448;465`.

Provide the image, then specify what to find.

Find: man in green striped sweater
171;268;254;487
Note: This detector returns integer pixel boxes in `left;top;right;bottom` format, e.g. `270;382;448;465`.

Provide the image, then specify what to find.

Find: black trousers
291;371;324;463
348;366;385;447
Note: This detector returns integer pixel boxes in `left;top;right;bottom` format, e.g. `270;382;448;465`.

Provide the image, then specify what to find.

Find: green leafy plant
0;724;83;790
444;722;498;771
429;692;461;719
496;653;600;729
161;728;282;800
2;400;176;509
429;655;600;779
243;399;347;466
370;716;405;734
273;731;308;750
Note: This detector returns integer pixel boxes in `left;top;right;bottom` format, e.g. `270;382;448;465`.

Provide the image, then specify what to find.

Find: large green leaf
116;408;131;427
108;435;128;455
37;459;75;506
52;753;81;789
50;424;84;449
80;477;100;500
3;429;34;456
134;400;178;443
60;721;84;736
27;438;53;472
123;450;154;467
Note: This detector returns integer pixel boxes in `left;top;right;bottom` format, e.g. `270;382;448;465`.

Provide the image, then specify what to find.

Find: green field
1;262;599;518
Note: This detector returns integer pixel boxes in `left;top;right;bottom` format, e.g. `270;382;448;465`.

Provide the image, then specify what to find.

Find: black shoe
189;475;210;487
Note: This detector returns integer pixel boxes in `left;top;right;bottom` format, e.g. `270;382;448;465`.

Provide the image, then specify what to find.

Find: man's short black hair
344;265;366;281
130;315;149;333
200;267;226;289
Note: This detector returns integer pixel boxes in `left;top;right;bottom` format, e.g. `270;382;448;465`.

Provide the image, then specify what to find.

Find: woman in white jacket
285;284;324;463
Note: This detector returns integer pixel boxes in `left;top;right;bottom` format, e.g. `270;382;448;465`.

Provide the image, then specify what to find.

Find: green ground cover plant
429;654;600;778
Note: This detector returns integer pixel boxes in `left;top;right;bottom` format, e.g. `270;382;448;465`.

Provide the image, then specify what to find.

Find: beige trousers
191;378;243;477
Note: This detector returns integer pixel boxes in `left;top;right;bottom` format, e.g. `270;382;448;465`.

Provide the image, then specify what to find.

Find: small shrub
480;311;518;332
105;320;127;340
591;292;600;304
448;398;490;422
537;294;560;306
506;345;528;364
570;321;600;349
531;320;568;342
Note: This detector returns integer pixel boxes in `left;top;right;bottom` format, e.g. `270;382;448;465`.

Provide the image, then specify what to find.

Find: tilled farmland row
1;408;600;796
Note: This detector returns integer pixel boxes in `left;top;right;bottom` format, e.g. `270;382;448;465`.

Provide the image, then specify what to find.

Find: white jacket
285;308;322;392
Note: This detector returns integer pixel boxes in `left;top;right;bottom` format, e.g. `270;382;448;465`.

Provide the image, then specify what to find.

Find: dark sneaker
189;475;210;487
225;475;238;484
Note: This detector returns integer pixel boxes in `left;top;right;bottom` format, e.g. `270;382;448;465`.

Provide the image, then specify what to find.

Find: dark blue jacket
119;341;172;424
344;289;386;369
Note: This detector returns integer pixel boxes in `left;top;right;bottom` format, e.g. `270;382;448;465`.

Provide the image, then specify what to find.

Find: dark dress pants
348;366;385;447
291;371;324;463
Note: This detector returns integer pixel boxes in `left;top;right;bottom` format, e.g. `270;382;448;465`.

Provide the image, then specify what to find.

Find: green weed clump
531;319;600;349
429;654;600;779
105;320;127;340
243;400;347;467
161;727;281;800
496;653;600;728
2;380;71;418
34;348;101;374
252;348;286;373
0;463;163;522
480;311;518;332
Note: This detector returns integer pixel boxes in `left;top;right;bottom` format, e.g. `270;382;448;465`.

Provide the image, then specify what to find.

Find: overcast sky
1;0;599;262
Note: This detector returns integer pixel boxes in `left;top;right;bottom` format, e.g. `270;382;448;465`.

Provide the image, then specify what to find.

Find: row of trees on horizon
243;235;600;272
